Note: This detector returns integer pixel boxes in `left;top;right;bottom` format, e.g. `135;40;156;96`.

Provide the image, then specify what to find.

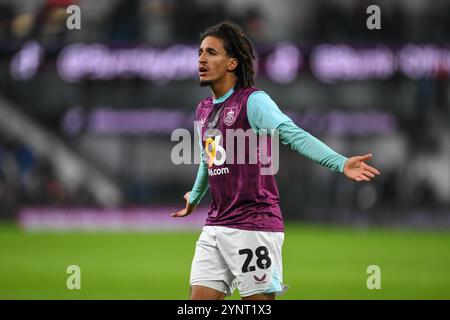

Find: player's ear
227;57;238;72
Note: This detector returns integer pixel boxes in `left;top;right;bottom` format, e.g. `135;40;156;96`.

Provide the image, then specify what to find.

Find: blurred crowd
0;134;93;218
0;0;449;224
1;0;450;46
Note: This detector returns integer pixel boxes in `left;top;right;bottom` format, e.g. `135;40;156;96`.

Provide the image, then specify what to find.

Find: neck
211;77;237;99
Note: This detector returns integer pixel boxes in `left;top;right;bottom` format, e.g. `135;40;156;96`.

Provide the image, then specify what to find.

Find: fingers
365;165;381;176
359;154;381;176
355;168;377;182
362;170;376;179
358;153;372;161
356;175;370;182
171;209;186;218
350;154;380;182
171;192;192;218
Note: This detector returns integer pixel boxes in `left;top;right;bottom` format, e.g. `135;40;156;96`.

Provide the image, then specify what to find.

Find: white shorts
190;225;288;297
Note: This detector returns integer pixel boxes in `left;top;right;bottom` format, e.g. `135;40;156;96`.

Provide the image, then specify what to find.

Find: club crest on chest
224;106;238;126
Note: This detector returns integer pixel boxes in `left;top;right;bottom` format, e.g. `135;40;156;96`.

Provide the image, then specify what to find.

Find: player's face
198;36;236;87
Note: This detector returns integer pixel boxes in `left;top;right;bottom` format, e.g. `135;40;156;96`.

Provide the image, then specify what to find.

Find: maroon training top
195;87;284;232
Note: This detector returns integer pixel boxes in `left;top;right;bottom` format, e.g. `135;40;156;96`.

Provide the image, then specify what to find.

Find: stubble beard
199;79;213;87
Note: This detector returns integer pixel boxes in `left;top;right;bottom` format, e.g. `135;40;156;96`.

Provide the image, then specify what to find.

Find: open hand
343;153;380;182
171;192;196;218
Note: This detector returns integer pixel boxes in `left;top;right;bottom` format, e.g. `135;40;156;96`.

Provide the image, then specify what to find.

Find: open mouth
199;66;208;76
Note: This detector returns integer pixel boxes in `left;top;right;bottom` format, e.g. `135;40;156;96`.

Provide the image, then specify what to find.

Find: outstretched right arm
188;156;209;206
171;129;209;217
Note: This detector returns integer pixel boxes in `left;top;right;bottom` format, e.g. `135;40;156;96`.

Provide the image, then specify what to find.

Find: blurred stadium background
0;0;449;299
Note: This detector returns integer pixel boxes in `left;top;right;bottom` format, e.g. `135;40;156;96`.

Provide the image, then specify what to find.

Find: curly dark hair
200;21;256;89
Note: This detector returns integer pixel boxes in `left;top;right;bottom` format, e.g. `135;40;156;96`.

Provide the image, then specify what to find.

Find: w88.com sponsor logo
171;121;279;175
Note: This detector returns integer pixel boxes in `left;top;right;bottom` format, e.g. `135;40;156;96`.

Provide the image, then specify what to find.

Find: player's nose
198;52;207;64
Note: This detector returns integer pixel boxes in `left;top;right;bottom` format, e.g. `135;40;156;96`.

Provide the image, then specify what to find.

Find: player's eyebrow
199;47;218;54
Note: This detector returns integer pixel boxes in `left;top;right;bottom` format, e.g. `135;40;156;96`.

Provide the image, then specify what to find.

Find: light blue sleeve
247;91;291;133
188;159;208;205
188;126;209;205
247;91;348;173
278;121;348;172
